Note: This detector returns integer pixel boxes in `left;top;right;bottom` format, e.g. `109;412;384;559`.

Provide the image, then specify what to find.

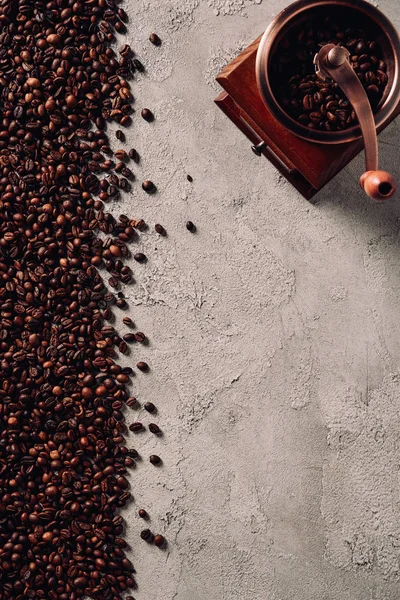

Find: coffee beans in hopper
0;0;166;598
271;15;388;131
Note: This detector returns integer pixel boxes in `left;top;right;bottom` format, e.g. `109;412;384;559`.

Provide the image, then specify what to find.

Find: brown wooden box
215;36;400;201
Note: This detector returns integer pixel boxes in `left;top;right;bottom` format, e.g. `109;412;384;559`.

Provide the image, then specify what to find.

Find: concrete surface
110;0;400;598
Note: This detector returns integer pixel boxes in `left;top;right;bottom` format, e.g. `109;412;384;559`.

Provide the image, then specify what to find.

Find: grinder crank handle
315;44;396;201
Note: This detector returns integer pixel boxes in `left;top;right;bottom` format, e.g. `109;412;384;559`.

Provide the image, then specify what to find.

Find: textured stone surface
111;0;400;598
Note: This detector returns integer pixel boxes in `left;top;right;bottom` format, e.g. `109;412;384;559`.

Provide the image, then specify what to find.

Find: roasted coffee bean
144;402;157;413
367;84;380;96
123;317;135;327
149;33;162;46
356;41;368;54
129;422;145;433
142;179;155;193
141;108;154;122
137;361;149;372
186;221;196;232
135;332;147;343
149;423;162;436
129;148;140;162
116;129;126;141
123;333;137;343
377;70;388;85
150;455;162;465
154;534;165;548
187;174;193;182
302;94;314;110
140;529;154;542
155;223;166;235
115;149;129;161
139;509;149;519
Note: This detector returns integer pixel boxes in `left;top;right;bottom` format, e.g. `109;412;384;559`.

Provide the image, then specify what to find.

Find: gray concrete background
109;0;400;598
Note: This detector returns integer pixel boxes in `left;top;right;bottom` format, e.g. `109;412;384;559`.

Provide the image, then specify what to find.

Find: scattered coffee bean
115;149;129;161
142;179;156;193
154;534;166;548
135;332;147;343
155;223;167;235
186;221;196;232
149;32;162;46
134;252;147;263
116;129;126;141
129;422;145;433
141;108;154;122
149;423;162;436
144;402;157;413
140;529;154;543
123;316;135;327
137;361;149;372
139;509;149;519
150;455;162;465
129;148;140;162
124;333;137;343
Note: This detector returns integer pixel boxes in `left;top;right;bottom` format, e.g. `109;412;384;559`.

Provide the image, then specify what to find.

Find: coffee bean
356;41;367;54
187;174;193;182
116;130;125;141
123;317;135;327
115;149;129;161
149;33;161;46
377;70;388;85
140;529;153;542
135;332;147;343
302;94;313;110
141;108;154;122
144;402;156;413
74;576;88;588
186;221;196;232
139;509;149;519
129;422;145;433
119;44;132;57
154;223;166;236
149;455;162;465
142;179;155;193
134;252;146;263
123;333;137;343
149;423;162;436
137;361;149;372
367;84;380;96
129;148;140;162
154;534;165;548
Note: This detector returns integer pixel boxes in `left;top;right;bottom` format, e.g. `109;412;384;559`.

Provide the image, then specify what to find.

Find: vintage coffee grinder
215;0;400;201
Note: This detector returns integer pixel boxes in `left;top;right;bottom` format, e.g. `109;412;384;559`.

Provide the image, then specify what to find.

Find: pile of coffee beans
271;15;388;131
0;1;163;599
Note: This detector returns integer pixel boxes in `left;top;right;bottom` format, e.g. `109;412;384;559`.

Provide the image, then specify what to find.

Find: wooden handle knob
360;170;397;201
